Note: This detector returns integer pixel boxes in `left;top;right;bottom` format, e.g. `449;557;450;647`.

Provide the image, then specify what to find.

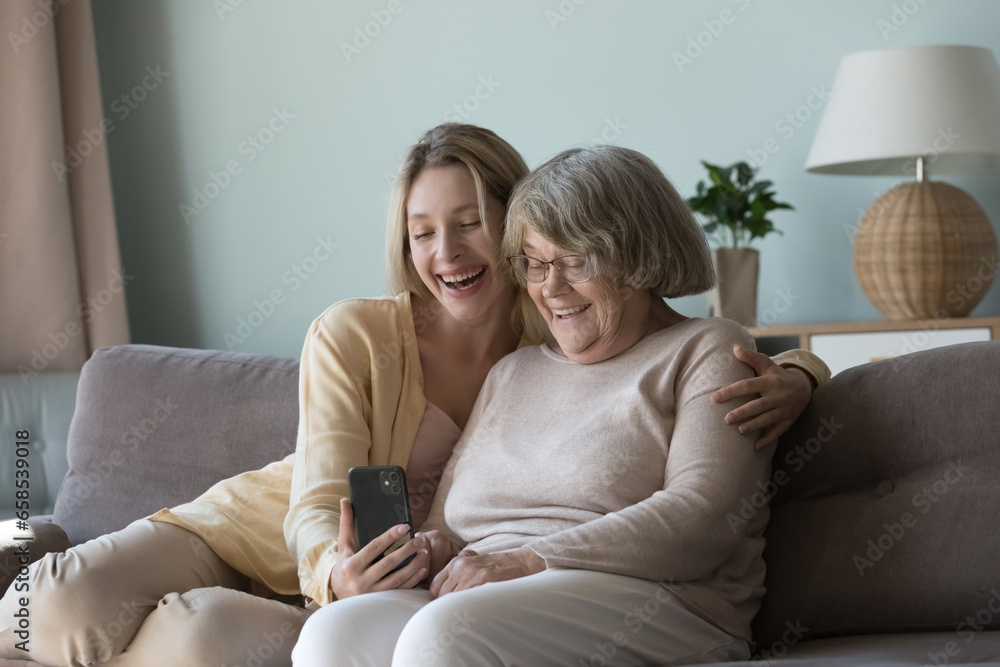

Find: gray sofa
2;341;999;666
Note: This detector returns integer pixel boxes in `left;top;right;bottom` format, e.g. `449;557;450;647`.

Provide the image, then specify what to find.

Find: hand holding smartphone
347;466;415;573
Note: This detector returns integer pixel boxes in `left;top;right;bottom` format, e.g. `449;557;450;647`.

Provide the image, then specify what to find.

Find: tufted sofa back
0;372;79;518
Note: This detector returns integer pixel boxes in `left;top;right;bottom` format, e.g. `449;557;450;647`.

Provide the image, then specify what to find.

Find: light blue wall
91;0;1000;359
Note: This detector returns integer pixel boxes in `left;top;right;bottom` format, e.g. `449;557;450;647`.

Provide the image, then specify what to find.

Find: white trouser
292;568;749;667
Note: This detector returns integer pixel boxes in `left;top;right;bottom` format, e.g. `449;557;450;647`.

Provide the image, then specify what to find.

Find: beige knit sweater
423;317;773;641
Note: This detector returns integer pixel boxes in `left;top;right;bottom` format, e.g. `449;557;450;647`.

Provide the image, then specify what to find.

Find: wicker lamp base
854;181;998;321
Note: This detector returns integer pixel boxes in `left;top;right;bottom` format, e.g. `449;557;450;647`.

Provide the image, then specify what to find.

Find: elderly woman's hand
414;529;462;583
712;345;815;450
429;547;546;598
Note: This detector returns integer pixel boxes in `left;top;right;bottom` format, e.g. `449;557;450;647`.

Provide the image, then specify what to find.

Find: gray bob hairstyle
385;123;530;299
502;145;717;298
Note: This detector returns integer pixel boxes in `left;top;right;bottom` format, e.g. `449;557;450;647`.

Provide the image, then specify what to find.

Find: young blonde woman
0;124;827;667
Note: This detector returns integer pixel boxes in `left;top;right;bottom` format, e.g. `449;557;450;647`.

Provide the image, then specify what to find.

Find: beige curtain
0;0;129;375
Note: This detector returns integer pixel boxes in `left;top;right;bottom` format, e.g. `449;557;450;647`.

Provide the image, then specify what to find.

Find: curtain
0;0;129;377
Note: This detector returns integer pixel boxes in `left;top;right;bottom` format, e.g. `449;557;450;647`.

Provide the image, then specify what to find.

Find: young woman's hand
428;547;545;598
713;344;815;450
328;498;429;599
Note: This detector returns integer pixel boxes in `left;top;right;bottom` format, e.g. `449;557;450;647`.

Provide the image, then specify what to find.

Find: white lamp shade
805;45;1000;176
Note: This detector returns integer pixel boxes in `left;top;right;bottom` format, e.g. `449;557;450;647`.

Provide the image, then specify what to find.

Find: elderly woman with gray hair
292;146;782;666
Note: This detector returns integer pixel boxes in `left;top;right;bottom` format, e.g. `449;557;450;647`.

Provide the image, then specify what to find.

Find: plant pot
708;248;759;326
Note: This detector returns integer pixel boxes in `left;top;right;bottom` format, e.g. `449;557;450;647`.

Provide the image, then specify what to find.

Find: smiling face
523;228;652;364
406;165;512;325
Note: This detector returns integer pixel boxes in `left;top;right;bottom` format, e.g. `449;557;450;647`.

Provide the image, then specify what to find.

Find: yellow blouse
151;292;830;607
151;293;427;605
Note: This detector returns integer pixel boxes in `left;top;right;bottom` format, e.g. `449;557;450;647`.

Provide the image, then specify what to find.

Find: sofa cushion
52;345;299;545
752;341;1000;647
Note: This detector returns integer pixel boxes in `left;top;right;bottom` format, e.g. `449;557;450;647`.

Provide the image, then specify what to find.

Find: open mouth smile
552;304;590;319
440;267;486;292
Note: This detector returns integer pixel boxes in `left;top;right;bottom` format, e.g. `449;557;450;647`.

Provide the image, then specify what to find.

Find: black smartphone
347;465;415;572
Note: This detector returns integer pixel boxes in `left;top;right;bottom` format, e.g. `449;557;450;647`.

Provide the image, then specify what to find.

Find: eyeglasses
506;254;592;284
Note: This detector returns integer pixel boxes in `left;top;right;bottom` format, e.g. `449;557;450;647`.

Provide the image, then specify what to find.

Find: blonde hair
385;124;530;303
502;146;717;307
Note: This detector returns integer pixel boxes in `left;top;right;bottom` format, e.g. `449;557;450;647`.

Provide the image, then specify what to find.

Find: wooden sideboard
749;316;1000;376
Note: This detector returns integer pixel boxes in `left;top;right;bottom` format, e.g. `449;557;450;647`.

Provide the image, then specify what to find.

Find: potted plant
687;160;794;326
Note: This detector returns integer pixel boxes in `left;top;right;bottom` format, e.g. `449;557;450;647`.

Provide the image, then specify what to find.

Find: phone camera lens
390;483;402;495
389;472;400;483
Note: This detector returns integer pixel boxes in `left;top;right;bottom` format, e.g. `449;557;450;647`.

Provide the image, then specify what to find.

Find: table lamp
805;45;1000;320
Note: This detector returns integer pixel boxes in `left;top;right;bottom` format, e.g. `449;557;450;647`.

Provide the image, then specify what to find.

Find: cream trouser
293;568;750;667
0;519;311;667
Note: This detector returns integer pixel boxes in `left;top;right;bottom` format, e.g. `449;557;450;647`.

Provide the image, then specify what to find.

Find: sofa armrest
0;516;72;597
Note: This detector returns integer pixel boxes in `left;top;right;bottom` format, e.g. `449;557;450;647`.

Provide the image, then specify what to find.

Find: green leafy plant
687;160;794;248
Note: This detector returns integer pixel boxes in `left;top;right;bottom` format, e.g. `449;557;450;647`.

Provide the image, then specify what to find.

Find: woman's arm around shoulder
713;345;831;449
